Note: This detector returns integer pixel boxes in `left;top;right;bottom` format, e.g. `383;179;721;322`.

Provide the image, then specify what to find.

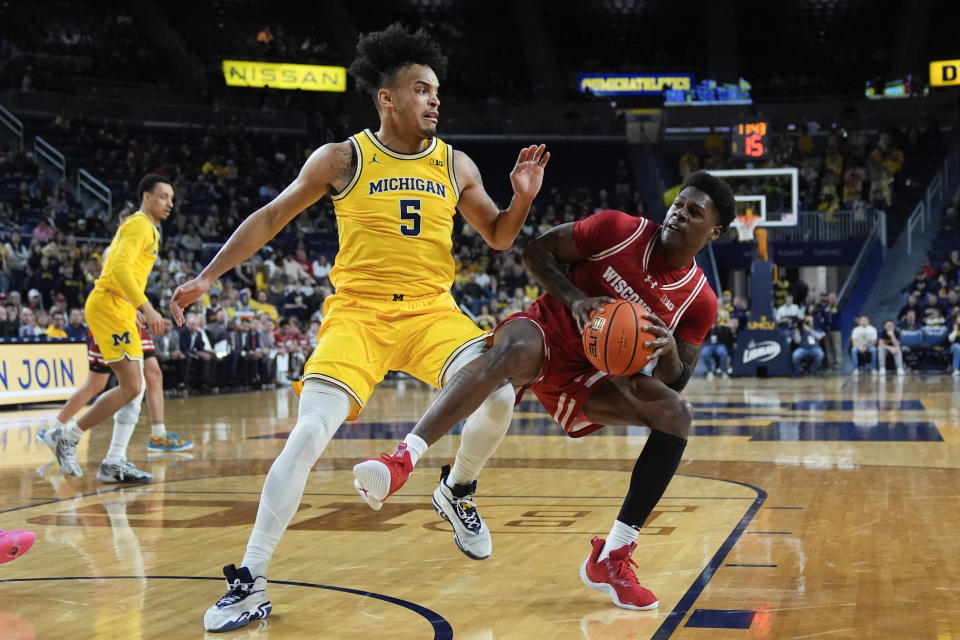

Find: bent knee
479;383;516;422
488;333;542;381
647;389;692;439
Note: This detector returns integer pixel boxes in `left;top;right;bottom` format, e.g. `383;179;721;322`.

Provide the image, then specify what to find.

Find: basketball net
734;212;758;242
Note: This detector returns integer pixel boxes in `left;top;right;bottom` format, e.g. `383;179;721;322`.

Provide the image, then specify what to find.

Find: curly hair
682;170;736;232
348;23;448;101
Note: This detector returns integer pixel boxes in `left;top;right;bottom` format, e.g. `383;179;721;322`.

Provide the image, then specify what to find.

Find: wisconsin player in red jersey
356;170;735;610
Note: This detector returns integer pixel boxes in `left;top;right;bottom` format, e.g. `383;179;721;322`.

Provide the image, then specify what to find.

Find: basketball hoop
734;213;758;242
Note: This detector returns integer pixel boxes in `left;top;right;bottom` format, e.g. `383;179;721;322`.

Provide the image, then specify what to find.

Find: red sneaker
0;530;35;564
580;536;659;610
352;443;414;511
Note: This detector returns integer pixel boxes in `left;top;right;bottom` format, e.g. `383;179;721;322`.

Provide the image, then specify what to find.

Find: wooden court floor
1;374;959;639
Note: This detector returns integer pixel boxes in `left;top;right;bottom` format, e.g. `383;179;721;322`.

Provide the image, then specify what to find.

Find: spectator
949;314;960;378
313;253;333;281
792;315;825;375
26;288;44;311
17;307;43;339
701;311;733;378
474;305;496;332
282;283;308;320
64;307;87;342
206;309;230;344
898;294;922;322
3;232;29;291
46;311;68;339
850;314;878;375
251;290;279;320
877;319;906;376
179;314;216;391
154;317;186;391
775;294;802;331
815;292;842;370
0;305;17;337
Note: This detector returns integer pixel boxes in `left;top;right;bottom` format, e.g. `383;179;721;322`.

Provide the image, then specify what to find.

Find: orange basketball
581;300;656;376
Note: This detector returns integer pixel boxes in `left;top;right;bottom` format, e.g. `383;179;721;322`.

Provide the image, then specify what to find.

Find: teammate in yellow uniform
41;174;170;483
170;24;549;632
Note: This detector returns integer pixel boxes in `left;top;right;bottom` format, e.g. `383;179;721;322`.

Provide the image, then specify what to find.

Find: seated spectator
950;314;960;378
877;319;906;375
701;312;734;378
898;310;928;370
474;305;496;332
18;307;44;339
850;314;878;374
65;307;86;341
312;254;332;281
179;314;217;392
45;311;68;339
154;318;186;391
792;315;825;375
251;290;279;321
898;294;922;322
0;305;17;337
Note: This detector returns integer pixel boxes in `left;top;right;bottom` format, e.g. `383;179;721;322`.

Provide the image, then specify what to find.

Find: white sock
447;384;514;487
53;418;67;430
599;520;641;561
241;381;350;579
104;420;137;465
63;420;84;444
151;423;166;438
401;433;428;466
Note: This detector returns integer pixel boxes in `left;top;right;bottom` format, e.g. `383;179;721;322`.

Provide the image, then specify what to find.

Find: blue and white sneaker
147;433;193;452
204;564;271;632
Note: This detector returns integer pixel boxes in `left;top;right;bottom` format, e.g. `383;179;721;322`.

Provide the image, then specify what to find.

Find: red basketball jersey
528;209;717;348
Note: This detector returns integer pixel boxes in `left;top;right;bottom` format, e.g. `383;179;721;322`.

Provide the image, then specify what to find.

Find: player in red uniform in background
354;170;735;610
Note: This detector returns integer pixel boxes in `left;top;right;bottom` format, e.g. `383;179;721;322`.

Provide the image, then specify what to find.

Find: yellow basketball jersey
329;129;460;298
94;211;160;307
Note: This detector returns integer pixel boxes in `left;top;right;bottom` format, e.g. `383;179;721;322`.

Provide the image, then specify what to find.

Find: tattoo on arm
667;340;700;392
333;144;356;188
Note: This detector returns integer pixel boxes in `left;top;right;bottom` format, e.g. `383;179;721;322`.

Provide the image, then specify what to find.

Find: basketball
581;300;656;376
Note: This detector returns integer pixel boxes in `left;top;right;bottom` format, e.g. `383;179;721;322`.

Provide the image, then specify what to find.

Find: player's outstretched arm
170;142;353;325
455;145;549;251
523;223;614;328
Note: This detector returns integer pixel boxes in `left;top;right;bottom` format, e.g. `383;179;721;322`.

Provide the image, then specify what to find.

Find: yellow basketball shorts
84;288;143;362
298;291;489;420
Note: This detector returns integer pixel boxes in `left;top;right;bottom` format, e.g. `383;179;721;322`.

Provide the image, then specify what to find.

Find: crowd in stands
666;124;938;226
0;0;176;94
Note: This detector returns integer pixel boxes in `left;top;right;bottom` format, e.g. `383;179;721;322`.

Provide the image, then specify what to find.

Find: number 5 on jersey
400;199;421;237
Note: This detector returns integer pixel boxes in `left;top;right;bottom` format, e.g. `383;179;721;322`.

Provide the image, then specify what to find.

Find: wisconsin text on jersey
368;177;448;197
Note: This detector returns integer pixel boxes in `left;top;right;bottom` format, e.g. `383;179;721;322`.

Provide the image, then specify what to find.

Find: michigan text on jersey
368;177;447;197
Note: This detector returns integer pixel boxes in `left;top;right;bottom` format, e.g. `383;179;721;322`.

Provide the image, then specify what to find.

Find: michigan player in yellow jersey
41;174;171;484
168;24;549;632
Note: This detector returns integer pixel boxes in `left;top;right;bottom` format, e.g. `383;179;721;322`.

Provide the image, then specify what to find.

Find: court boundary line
651;473;767;639
0;575;453;639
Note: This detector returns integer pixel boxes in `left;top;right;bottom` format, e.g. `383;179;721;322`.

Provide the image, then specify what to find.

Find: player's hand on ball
170;275;212;326
572;295;616;330
643;313;678;364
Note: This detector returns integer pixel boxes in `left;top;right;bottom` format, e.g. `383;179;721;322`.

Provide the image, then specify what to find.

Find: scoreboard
730;121;768;159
